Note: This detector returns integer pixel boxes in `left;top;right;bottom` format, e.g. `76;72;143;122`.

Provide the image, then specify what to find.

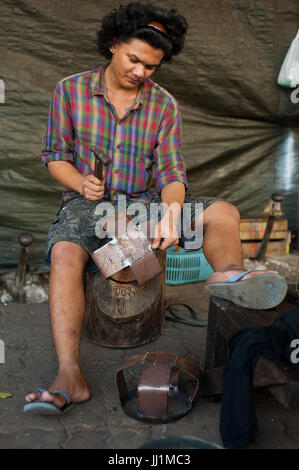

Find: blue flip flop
204;270;288;309
23;388;74;415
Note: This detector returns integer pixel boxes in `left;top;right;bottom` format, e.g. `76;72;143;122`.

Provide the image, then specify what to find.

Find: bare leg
199;201;278;282
25;241;91;408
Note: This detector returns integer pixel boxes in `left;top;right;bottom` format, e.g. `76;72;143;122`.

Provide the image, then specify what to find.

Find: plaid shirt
41;64;187;203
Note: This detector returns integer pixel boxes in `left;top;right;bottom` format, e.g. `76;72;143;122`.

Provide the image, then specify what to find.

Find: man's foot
205;268;288;309
206;268;279;284
24;365;91;409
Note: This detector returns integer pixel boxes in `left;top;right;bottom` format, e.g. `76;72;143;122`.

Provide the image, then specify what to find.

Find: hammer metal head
18;233;33;248
90;146;111;167
264;194;283;217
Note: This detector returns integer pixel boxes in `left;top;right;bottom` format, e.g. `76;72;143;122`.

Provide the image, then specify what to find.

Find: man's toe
25;392;41;402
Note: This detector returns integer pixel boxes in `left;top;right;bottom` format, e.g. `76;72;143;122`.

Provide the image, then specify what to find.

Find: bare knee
203;201;240;225
50;241;89;272
217;201;240;221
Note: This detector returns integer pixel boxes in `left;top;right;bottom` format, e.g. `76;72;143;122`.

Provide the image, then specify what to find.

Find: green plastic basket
166;247;214;285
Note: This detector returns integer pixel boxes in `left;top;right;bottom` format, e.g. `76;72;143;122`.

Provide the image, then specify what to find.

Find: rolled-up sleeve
153;99;188;193
41;82;74;166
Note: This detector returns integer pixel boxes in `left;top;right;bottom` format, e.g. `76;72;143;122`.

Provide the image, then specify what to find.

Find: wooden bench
202;287;299;408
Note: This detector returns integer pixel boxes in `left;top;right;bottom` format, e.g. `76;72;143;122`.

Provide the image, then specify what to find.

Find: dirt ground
0;254;299;450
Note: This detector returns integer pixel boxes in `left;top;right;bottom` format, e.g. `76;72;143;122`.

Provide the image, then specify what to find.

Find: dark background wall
0;0;298;268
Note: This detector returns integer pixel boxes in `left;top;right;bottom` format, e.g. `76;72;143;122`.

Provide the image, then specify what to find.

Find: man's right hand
80;174;105;201
47;161;105;201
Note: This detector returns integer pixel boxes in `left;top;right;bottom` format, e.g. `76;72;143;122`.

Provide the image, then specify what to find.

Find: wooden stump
83;251;166;348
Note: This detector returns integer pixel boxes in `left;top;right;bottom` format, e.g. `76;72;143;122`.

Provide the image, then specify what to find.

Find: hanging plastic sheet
0;0;298;268
278;28;299;88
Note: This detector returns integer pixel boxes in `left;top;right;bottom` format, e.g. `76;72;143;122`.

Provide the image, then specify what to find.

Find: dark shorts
46;191;223;271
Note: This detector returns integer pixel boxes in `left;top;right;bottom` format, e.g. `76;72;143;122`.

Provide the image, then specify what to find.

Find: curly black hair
97;2;188;62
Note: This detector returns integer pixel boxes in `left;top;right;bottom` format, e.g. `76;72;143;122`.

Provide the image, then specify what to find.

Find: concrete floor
1;255;299;450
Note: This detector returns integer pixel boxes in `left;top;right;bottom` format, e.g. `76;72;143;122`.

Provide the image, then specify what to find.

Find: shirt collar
89;63;147;109
89;63;108;98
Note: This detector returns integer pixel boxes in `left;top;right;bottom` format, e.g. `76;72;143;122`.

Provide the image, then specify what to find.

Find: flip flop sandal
204;270;288;309
23;388;74;415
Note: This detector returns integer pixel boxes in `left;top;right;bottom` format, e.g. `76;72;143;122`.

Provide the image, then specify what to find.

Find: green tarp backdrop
0;0;298;268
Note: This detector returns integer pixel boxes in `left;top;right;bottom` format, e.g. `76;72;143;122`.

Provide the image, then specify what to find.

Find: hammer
257;193;284;260
15;232;33;293
90;145;112;180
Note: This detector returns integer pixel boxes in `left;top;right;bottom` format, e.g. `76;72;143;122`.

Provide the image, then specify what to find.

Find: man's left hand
151;211;179;250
